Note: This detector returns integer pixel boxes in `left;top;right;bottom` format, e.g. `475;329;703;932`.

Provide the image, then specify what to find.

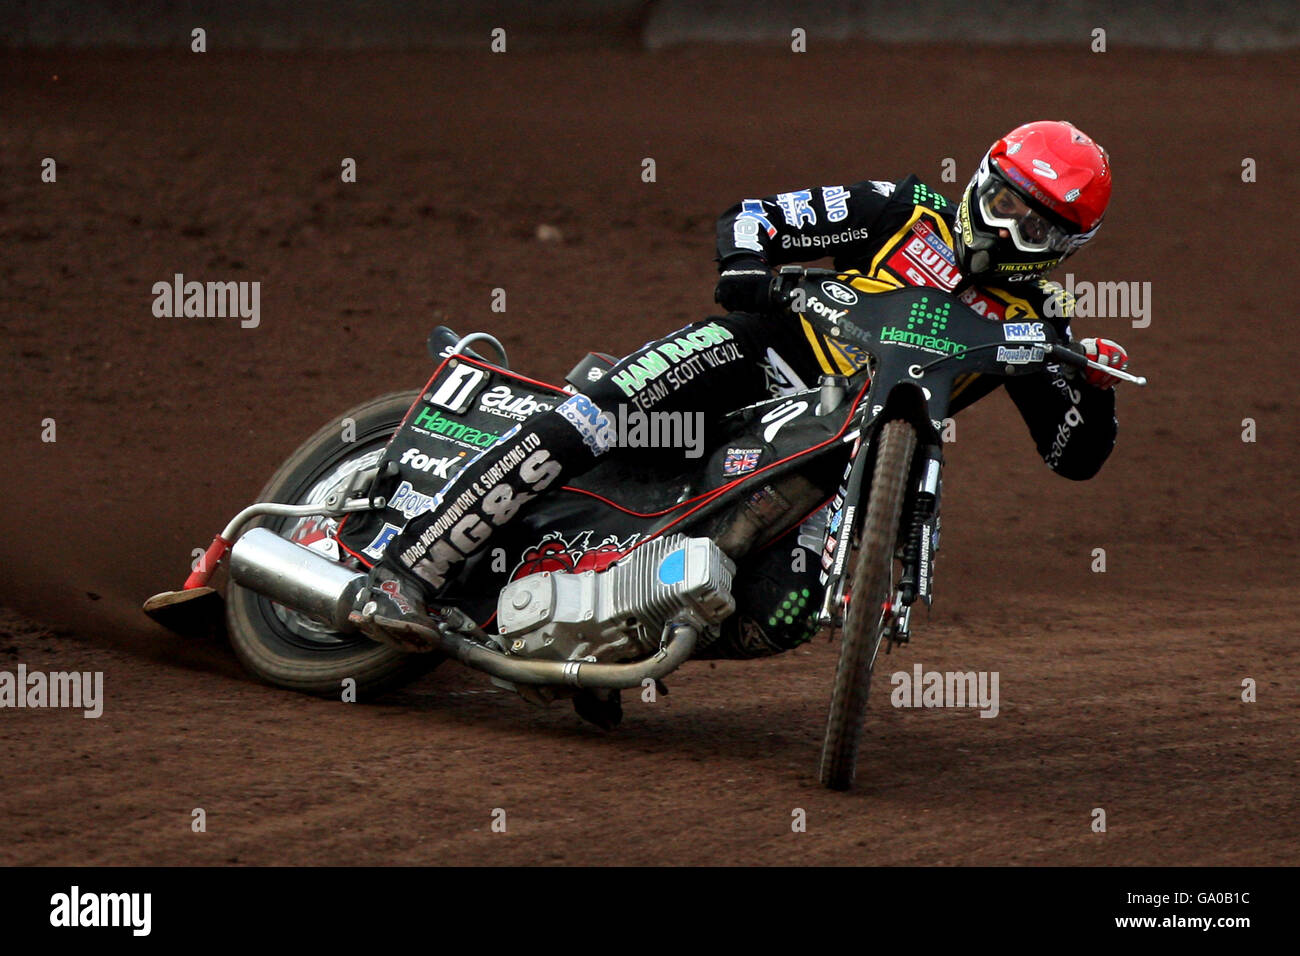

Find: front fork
888;444;943;646
815;438;942;645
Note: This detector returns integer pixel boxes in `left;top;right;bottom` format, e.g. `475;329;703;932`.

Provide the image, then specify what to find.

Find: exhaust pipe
228;528;366;632
228;528;698;688
436;622;698;690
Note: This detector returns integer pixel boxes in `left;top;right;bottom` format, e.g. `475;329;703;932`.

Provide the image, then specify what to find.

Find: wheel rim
254;438;390;652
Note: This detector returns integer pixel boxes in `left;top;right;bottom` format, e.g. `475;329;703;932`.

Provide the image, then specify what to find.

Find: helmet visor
978;182;1075;254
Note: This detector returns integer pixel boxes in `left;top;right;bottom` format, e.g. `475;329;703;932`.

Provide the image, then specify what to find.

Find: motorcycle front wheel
225;391;444;699
818;419;917;790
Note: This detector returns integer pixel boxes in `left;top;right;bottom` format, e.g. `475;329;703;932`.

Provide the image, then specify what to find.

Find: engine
494;535;735;664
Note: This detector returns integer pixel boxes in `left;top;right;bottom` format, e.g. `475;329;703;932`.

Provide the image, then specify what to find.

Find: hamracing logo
411;406;501;448
879;296;967;357
607;322;739;400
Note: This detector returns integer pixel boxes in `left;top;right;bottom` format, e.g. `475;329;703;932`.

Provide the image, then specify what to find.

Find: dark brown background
1;39;1296;864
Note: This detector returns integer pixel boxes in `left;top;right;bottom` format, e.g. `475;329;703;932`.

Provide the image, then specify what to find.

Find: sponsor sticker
477;384;554;422
511;530;643;580
775;189;817;227
957;286;1007;320
803;295;847;323
389;480;440;520
1002;321;1046;342
722;447;762;476
914;219;957;265
822;185;849;222
759;347;809;397
760;399;809;442
780;225;870;250
892;228;960;290
734;198;777;253
996;345;1046;365
607;322;739;400
410;405;502;449
362;522;404;560
399;446;468;479
556;394;614;455
820;281;859;306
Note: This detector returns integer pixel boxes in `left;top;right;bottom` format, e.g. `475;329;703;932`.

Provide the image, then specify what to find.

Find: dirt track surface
1;45;1297;865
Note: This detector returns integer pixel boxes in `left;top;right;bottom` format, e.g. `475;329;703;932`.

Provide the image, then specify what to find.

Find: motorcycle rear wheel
818;419;917;790
225;391;444;699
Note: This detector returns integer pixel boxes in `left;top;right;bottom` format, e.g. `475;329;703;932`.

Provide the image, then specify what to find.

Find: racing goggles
977;180;1080;254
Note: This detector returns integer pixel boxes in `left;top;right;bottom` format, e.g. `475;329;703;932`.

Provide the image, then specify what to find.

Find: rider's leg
352;311;814;642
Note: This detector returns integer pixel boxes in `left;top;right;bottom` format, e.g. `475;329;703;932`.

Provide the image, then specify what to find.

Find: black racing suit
384;175;1118;605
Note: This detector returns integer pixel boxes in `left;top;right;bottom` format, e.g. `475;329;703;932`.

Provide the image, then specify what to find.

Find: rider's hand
714;257;773;314
1079;337;1129;389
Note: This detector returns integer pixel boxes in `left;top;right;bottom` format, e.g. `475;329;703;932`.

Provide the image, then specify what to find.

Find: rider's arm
714;179;896;271
1002;279;1118;480
1004;367;1118;480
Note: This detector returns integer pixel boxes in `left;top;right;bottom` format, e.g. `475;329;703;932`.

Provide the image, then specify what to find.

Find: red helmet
954;121;1112;282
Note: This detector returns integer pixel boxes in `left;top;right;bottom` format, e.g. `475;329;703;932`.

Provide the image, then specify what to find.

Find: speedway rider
351;120;1131;652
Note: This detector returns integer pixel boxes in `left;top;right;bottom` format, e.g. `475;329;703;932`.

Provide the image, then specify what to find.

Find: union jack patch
723;448;762;476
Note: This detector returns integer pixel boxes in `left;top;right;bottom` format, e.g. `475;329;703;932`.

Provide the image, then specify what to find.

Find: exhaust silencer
228;527;366;631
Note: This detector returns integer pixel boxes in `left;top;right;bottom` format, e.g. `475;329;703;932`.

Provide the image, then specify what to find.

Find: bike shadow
381;665;1034;798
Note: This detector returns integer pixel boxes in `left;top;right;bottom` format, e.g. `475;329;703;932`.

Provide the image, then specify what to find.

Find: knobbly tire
818;419;918;790
225;391;444;699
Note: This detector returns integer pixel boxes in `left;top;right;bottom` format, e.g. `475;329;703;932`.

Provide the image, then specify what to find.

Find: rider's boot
348;565;440;652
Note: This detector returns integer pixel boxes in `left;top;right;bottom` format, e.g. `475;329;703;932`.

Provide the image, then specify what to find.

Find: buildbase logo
890;663;999;718
0;664;103;718
50;886;151;936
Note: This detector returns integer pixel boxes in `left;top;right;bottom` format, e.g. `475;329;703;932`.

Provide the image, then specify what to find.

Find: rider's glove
714;257;773;314
1079;337;1129;389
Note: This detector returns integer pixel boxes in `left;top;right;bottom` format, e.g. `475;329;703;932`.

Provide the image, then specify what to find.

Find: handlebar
770;266;1147;388
1043;342;1147;387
